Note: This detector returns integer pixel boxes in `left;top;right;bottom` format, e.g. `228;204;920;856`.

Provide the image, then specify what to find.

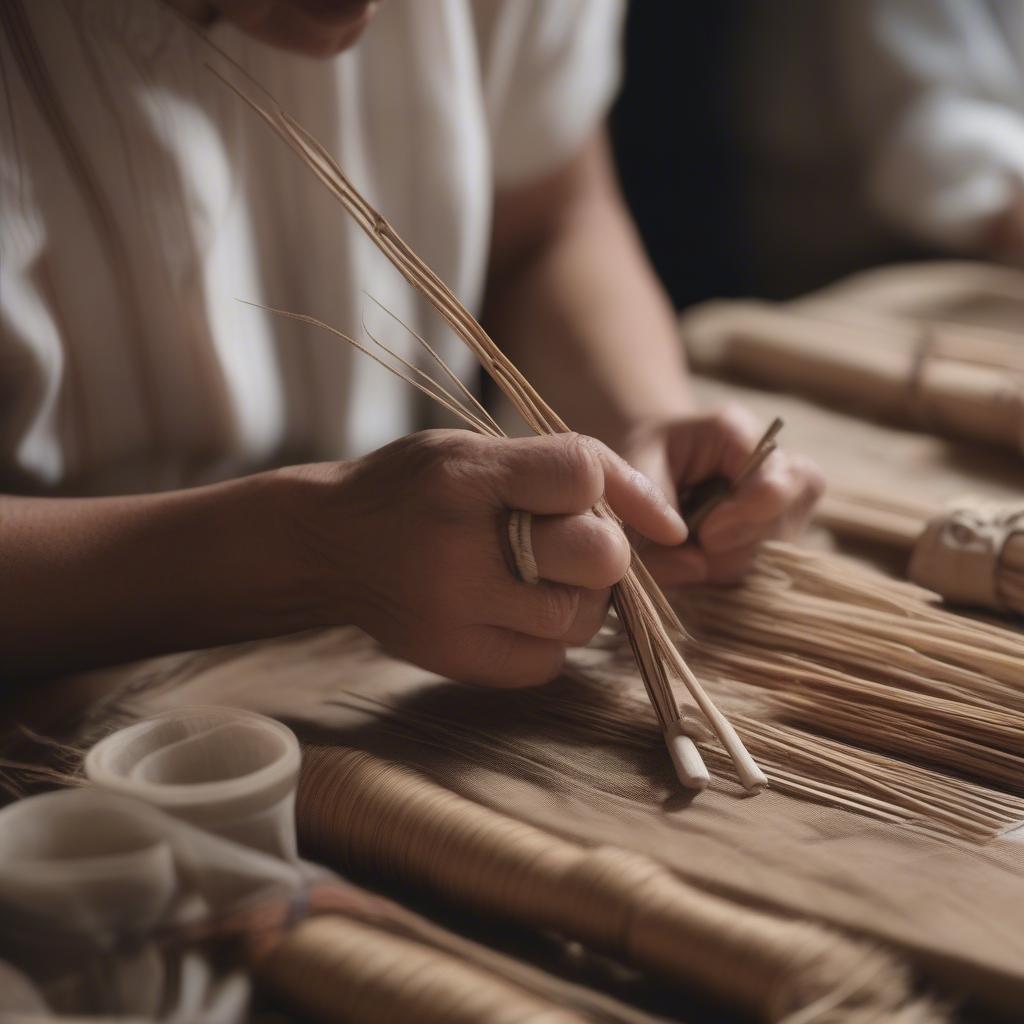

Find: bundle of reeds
297;745;945;1024
209;63;764;795
239;880;616;1024
681;301;1024;452
670;542;1024;841
816;489;1024;614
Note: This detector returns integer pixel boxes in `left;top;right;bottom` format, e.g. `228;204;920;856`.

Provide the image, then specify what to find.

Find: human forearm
0;428;688;685
481;132;823;587
0;468;323;677
483;132;692;452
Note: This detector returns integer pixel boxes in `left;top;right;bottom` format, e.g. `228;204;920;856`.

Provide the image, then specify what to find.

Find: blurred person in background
0;1;822;683
733;0;1024;296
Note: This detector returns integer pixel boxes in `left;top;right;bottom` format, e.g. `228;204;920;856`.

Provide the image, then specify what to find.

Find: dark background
609;4;931;312
611;3;750;311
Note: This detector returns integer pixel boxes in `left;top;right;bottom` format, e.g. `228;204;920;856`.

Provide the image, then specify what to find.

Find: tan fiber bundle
207;60;765;794
257;915;584;1024
816;490;1024;614
297;744;944;1024
671;543;1024;841
681;301;1024;452
235;885;598;1024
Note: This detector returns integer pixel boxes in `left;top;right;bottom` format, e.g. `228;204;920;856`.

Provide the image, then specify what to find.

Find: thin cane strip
616;568;759;786
774;694;1024;784
210;65;763;792
245;303;498;437
697;634;1023;754
733;417;784;490
732;587;1024;682
686;593;1024;708
280;107;565;434
693;646;1024;794
363;293;504;438
688;647;1024;806
359;317;502;438
686;605;1011;706
735;719;1023;839
701;749;922;829
776;595;1024;670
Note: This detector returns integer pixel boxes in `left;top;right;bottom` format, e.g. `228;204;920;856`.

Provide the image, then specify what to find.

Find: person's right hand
292;430;688;687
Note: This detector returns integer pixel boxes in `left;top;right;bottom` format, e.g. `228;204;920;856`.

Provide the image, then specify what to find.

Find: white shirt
0;0;623;495
737;0;1024;291
846;0;1024;251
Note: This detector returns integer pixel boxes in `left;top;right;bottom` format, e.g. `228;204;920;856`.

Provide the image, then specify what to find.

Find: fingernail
667;505;689;542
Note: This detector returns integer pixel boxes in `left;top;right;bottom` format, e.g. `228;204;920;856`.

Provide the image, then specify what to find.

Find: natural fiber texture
817;489;1024;614
259;916;585;1024
207;56;765;795
672;542;1024;841
243;878;673;1024
681;300;1024;452
2;710;672;1024
27;577;1024;1015
298;744;942;1024
910;504;1024;609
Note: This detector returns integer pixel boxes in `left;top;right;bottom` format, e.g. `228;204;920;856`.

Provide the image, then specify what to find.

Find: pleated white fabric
0;0;623;495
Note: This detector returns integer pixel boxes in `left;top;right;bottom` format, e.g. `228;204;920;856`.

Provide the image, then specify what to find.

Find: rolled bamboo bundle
815;491;1024;614
251;911;587;1024
297;744;944;1024
681;301;1024;451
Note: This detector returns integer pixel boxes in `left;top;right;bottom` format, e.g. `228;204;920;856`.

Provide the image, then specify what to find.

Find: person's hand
294;429;687;687
619;406;825;586
211;0;380;57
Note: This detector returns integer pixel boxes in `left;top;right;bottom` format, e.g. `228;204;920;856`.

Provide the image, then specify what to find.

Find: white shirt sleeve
472;0;626;189
840;0;1024;251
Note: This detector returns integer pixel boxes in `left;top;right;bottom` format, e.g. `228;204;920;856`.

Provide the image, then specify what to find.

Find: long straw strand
209;63;764;792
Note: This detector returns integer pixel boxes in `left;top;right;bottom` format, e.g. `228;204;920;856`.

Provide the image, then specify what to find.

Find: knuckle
589;519;631;587
534;584;581;639
560;433;605;502
565;589;611;645
710;403;759;448
801;456;827;499
714;402;749;433
411;431;486;496
760;471;789;505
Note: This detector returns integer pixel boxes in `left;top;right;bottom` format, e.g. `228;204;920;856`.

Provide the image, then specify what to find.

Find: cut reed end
664;721;710;791
739;765;769;795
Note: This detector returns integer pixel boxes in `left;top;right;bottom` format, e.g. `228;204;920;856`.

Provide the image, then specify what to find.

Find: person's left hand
619;405;825;587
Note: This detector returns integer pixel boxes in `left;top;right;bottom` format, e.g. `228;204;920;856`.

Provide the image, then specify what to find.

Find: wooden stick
210;64;764;793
